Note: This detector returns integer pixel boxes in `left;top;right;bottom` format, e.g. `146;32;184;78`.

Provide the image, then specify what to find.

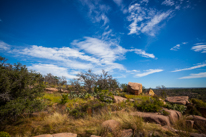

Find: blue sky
0;0;206;88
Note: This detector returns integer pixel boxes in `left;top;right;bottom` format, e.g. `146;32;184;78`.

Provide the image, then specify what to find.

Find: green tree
0;56;45;123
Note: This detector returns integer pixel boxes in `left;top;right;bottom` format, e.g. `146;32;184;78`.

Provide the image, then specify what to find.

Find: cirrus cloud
135;69;163;77
179;72;206;79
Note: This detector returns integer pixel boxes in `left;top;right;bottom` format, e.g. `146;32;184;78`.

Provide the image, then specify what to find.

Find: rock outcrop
45;88;59;92
165;96;189;105
146;89;155;96
33;133;77;137
45;88;68;93
101;119;121;132
130;112;171;126
127;82;142;95
164;108;182;124
114;96;127;103
187;115;206;131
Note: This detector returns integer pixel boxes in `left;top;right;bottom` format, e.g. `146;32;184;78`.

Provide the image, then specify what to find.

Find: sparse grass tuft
173;116;194;137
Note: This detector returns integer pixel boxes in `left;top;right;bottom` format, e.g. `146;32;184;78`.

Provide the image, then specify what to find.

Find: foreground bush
0;57;45;123
164;103;187;114
134;97;164;112
0;131;11;137
69;99;105;118
191;98;206;108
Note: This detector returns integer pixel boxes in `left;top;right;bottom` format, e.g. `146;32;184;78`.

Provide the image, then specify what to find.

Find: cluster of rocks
45;88;69;93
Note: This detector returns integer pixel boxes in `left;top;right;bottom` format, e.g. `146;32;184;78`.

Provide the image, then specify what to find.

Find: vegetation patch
134;97;164;112
164;103;187;114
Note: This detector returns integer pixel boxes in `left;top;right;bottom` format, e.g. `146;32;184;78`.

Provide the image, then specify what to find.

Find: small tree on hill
0;56;45;123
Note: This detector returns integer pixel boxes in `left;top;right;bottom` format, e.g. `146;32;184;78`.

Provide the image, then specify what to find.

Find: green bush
98;90;114;103
120;84;128;92
0;57;45;123
0;131;11;137
185;104;202;116
191;98;206;108
164;103;186;114
134;97;164;112
69;100;105;118
60;94;69;104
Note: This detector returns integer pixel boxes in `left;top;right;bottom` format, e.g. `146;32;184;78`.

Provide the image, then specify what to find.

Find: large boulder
101;119;121;132
114;96;127;103
130;112;170;126
165;96;189;105
33;135;53;137
45;88;59;92
33;133;77;137
146;89;155;96
163;108;182;124
187;115;206;132
53;133;77;137
127;82;142;95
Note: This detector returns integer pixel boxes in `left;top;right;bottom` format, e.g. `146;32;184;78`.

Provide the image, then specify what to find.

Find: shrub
69;100;105;118
120;84;128;92
97;90;114;103
0;131;11;137
185;104;202;116
164;103;187;114
60;94;69;104
0;57;45;123
134;97;164;112
191;98;206;108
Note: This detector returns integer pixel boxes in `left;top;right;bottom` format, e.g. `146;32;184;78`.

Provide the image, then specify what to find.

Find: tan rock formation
33;133;77;137
165;96;189;105
130;112;170;126
101;119;121;132
187;115;206;131
127;82;142;95
53;133;77;137
146;89;155;96
163;108;182;124
113;96;127;103
33;134;53;137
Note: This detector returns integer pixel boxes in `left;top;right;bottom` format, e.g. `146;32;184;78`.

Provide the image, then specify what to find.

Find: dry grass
3;97;196;137
172;116;194;137
2;104;180;137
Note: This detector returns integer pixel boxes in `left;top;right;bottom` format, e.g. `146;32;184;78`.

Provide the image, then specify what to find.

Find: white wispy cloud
179;72;206;79
130;49;155;58
28;64;77;79
0;41;10;50
161;0;175;6
127;2;173;36
79;0;110;25
72;37;127;64
191;43;206;53
172;63;206;72
135;69;163;77
113;0;122;6
20;45;100;65
170;44;180;51
1;36;157;77
141;10;172;36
